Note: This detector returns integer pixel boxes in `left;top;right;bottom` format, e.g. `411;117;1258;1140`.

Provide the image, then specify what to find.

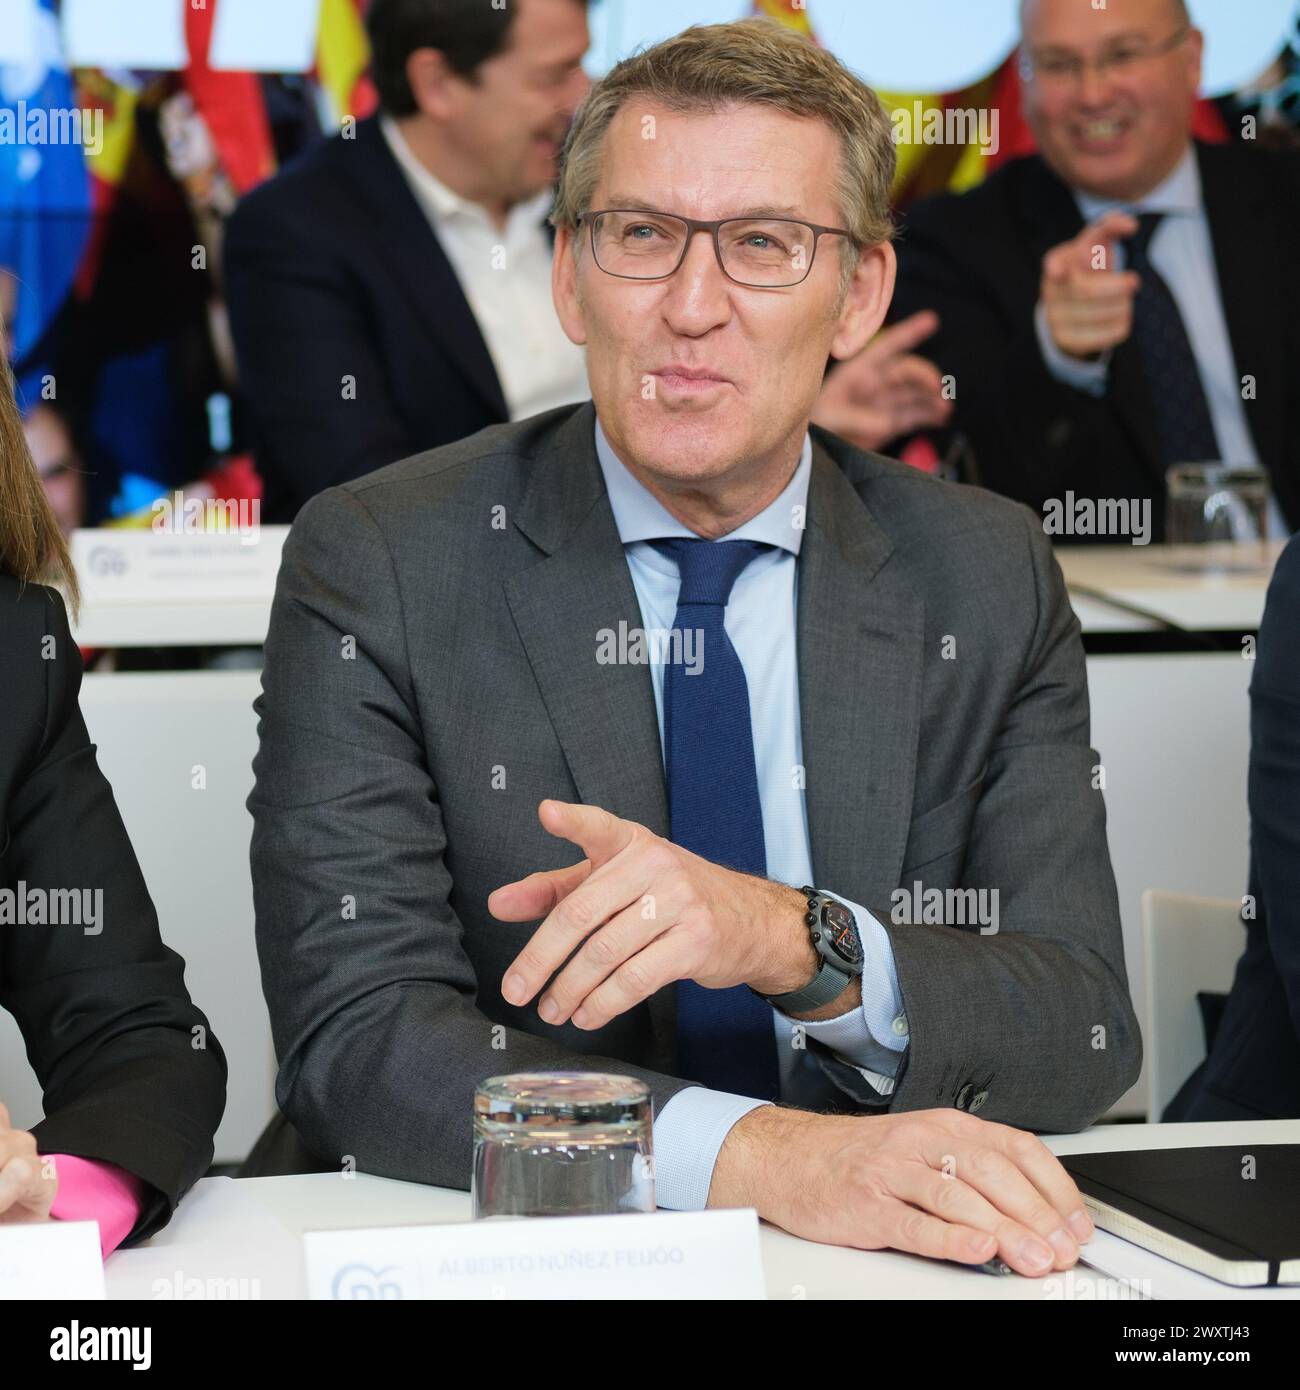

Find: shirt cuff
47;1153;149;1259
1035;298;1111;396
653;1087;770;1212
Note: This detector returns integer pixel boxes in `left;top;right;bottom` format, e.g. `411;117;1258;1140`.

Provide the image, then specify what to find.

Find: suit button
970;1089;988;1113
955;1083;974;1110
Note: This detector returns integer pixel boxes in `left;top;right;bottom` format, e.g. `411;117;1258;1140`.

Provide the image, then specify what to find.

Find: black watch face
823;900;863;965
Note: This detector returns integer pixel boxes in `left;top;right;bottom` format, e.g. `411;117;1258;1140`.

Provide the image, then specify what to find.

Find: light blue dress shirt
592;417;909;1212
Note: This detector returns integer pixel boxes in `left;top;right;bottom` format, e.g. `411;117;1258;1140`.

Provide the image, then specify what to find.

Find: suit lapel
1199;142;1284;469
504;412;668;838
504;404;674;1057
798;436;925;909
338;117;508;419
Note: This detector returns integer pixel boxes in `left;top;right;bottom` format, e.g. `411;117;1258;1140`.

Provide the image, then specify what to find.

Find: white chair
1141;890;1246;1123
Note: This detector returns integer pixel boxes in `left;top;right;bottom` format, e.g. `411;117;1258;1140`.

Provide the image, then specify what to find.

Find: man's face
553;101;891;495
442;0;590;204
1021;0;1201;201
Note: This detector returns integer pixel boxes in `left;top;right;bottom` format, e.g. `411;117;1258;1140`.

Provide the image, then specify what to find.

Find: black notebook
1060;1145;1300;1287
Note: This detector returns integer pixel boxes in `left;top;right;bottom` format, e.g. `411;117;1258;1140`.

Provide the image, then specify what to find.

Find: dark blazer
0;575;226;1243
224;115;512;524
891;143;1300;541
249;401;1141;1193
1164;535;1300;1120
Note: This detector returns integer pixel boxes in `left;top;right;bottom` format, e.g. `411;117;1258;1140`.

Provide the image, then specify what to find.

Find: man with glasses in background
250;18;1139;1274
891;0;1300;541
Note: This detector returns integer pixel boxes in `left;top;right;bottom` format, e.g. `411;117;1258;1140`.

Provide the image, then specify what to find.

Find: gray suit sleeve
248;487;694;1192
878;506;1142;1131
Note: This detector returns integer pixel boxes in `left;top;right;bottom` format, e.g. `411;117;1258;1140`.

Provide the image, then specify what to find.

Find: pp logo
87;545;128;578
330;1262;409;1299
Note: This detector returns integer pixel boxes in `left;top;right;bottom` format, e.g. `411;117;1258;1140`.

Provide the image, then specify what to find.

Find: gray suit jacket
249;401;1142;1190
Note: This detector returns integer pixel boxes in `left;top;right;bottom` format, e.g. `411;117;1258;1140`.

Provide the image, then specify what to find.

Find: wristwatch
757;886;865;1012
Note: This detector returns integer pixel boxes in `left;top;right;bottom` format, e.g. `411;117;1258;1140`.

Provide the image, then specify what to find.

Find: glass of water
1165;464;1272;544
471;1072;655;1219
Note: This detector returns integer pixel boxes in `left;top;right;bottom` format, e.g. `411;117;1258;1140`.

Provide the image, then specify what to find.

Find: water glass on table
1165;463;1272;544
472;1072;655;1219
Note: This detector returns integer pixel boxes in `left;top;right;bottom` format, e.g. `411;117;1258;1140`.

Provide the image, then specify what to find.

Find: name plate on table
0;1221;105;1300
303;1209;764;1300
70;526;288;606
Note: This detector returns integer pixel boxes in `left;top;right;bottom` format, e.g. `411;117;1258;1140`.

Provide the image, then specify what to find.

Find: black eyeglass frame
575;208;859;288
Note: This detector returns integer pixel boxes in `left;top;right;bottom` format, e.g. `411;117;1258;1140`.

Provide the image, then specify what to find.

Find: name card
0;1221;105;1300
70;526;288;606
304;1209;765;1300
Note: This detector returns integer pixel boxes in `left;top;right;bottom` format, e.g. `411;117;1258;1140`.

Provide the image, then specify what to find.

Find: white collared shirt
379;115;589;420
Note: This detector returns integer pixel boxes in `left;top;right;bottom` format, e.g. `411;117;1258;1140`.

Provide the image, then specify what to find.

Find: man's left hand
811;309;951;453
489;800;814;1030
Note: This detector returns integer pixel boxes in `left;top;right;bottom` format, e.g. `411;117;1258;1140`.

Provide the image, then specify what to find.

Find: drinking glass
1165;464;1271;544
471;1072;654;1219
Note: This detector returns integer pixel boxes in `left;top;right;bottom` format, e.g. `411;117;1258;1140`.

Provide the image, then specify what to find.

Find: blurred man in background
227;0;950;523
225;0;594;523
892;0;1300;541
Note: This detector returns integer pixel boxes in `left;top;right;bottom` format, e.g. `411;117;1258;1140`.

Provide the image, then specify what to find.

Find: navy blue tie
1124;211;1221;467
652;537;781;1101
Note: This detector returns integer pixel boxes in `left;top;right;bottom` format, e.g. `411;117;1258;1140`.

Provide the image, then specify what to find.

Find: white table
1057;541;1282;634
103;1119;1300;1301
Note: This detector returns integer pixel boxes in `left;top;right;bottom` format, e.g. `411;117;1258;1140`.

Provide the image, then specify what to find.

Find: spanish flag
316;0;378;128
183;0;275;196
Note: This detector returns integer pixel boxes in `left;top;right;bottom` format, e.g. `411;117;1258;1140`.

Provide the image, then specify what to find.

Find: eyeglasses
576;209;857;288
1019;25;1190;87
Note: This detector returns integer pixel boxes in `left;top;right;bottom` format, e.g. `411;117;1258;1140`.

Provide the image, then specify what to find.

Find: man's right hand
709;1104;1094;1275
1040;211;1142;362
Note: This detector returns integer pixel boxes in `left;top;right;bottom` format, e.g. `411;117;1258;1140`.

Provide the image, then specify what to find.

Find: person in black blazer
223;0;594;523
1164;535;1300;1120
890;0;1300;541
0;359;226;1250
224;108;519;526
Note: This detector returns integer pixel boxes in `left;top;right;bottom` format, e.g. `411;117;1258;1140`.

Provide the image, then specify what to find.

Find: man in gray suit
250;17;1140;1275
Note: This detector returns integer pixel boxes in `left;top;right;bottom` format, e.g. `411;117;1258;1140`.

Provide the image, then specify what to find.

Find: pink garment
47;1153;148;1258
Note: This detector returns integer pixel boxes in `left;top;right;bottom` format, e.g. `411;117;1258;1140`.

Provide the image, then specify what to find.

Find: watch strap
761;956;853;1013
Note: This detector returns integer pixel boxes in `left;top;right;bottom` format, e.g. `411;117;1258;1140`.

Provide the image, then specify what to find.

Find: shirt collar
379;113;554;234
593;414;810;555
1074;144;1202;222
